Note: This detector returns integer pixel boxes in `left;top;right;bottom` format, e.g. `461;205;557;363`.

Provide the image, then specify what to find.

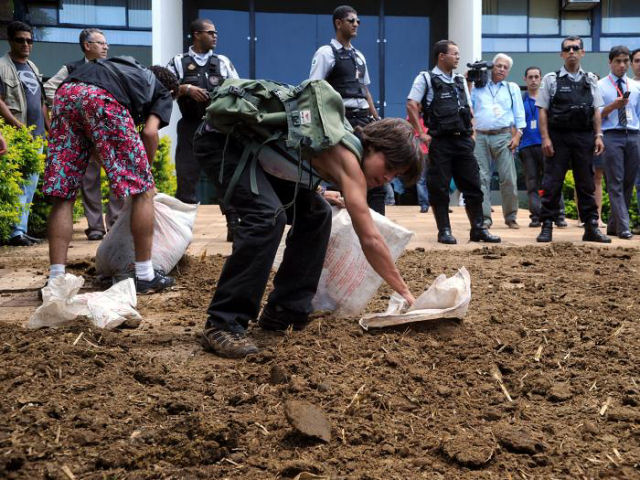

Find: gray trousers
474;132;519;225
82;156;124;236
519;144;565;220
602;130;640;233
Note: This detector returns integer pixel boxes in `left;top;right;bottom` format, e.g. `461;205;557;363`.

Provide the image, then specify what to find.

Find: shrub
0;121;45;241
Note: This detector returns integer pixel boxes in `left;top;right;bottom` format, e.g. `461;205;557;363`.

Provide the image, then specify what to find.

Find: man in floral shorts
43;56;179;293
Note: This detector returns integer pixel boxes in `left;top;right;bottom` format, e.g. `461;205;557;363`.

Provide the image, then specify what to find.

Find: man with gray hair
470;53;525;229
44;28;123;241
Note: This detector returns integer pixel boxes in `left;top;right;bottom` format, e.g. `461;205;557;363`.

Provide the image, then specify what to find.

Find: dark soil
1;244;639;479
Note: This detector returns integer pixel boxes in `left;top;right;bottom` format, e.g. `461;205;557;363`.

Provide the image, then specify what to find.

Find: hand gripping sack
95;193;198;277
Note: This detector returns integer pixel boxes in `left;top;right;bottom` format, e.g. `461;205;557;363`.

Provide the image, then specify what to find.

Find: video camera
467;60;493;88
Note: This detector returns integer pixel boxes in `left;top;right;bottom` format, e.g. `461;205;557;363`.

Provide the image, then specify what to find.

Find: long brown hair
356;118;422;185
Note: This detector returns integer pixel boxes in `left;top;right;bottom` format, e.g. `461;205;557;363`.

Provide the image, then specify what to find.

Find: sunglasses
345;18;361;25
197;30;218;36
12;37;34;45
562;45;581;52
87;41;109;47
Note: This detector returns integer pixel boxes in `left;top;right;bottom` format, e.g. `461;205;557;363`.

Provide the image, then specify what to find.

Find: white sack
358;267;471;330
96;193;198;277
26;273;141;330
274;207;413;316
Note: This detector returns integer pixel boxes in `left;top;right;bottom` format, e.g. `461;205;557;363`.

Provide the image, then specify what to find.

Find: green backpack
204;78;363;206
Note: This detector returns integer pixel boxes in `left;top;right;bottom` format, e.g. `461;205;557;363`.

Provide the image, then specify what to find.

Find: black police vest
548;72;594;131
177;54;223;121
325;44;367;100
423;74;473;137
66;59;86;75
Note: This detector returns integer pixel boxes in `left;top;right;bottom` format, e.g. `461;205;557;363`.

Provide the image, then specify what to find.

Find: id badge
492;104;504;117
626;107;633;120
530;119;537;129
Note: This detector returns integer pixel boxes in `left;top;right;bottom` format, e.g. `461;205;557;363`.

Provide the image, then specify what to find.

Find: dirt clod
284;400;331;443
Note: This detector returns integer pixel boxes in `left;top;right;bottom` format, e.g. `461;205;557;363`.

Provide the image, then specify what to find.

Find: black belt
345;107;370;116
605;129;639;135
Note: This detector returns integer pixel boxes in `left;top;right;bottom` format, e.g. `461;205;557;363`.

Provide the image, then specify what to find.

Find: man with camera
536;36;610;243
407;39;499;244
597;45;640;239
470;53;525;230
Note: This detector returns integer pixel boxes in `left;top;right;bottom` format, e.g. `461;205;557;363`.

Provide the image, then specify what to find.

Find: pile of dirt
1;244;639;479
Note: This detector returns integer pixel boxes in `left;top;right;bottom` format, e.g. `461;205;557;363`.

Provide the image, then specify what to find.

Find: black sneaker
135;271;175;294
25;234;44;244
7;234;35;246
200;327;259;358
258;303;310;332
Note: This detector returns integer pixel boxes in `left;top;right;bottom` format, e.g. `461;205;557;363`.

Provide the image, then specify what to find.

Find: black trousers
519;144;565;220
426;134;484;208
346;110;386;215
194;129;332;333
540;130;598;223
175;117;202;204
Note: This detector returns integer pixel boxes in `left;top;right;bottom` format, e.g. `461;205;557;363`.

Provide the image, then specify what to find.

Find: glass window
35;26;151;45
561;11;591;36
59;0;127;27
482;0;527;34
529;37;592;52
602;0;640;33
29;6;58;26
128;0;151;28
482;37;527;52
600;36;640;52
529;0;558;35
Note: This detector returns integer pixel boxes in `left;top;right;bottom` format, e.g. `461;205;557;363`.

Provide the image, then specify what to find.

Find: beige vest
0;53;43;125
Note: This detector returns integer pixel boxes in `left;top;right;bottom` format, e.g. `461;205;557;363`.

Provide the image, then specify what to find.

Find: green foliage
0;121;45;241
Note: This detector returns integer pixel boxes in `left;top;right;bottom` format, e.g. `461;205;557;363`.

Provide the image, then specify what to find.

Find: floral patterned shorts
43;82;154;199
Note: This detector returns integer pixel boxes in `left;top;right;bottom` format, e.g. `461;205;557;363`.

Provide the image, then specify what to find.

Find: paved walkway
1;205;638;292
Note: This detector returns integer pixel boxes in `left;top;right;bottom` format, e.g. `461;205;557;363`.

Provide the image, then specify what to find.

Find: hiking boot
258;303;310;332
135;271;175;294
466;204;500;243
537;220;553;242
432;205;457;244
555;217;568;228
200;327;258;358
582;220;611;243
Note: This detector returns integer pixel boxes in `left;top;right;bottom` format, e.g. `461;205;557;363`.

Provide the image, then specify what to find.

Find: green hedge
562;170;640;226
1;128;177;241
0;121;45;240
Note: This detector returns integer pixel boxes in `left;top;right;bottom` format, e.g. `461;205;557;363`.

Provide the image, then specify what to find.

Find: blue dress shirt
598;73;640;131
471;80;526;131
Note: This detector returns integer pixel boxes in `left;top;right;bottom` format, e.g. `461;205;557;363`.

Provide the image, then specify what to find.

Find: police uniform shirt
407;66;472;107
309;38;370;109
167;46;239;82
471;79;526;131
536;66;604;110
598;73;640;131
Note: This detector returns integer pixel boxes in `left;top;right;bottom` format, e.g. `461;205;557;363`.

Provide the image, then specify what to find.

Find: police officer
44;28;123;241
536;36;610;243
309;5;386;215
407;39;500;244
168;18;239;240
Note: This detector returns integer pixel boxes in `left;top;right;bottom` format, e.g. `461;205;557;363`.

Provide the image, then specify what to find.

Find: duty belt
476;127;511;135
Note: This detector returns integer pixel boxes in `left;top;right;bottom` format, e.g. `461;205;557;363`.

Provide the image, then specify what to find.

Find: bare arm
0;97;24;128
364;86;380;120
538;107;553;158
141;114;161;162
592;108;604;155
327;146;414;304
407;99;430;146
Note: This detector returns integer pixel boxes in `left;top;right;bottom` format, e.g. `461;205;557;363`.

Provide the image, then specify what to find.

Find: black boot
432;205;457;244
536;219;553;242
583;219;611;243
466;204;500;243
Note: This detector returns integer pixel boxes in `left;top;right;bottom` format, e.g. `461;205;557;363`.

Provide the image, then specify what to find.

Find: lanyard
525;95;537;122
608;74;628;97
488;82;502;101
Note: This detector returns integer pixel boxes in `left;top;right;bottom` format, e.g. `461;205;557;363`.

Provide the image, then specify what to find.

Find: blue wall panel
199;9;250;78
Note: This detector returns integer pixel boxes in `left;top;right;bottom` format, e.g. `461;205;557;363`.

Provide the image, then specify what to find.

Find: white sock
49;264;65;280
135;260;154;281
